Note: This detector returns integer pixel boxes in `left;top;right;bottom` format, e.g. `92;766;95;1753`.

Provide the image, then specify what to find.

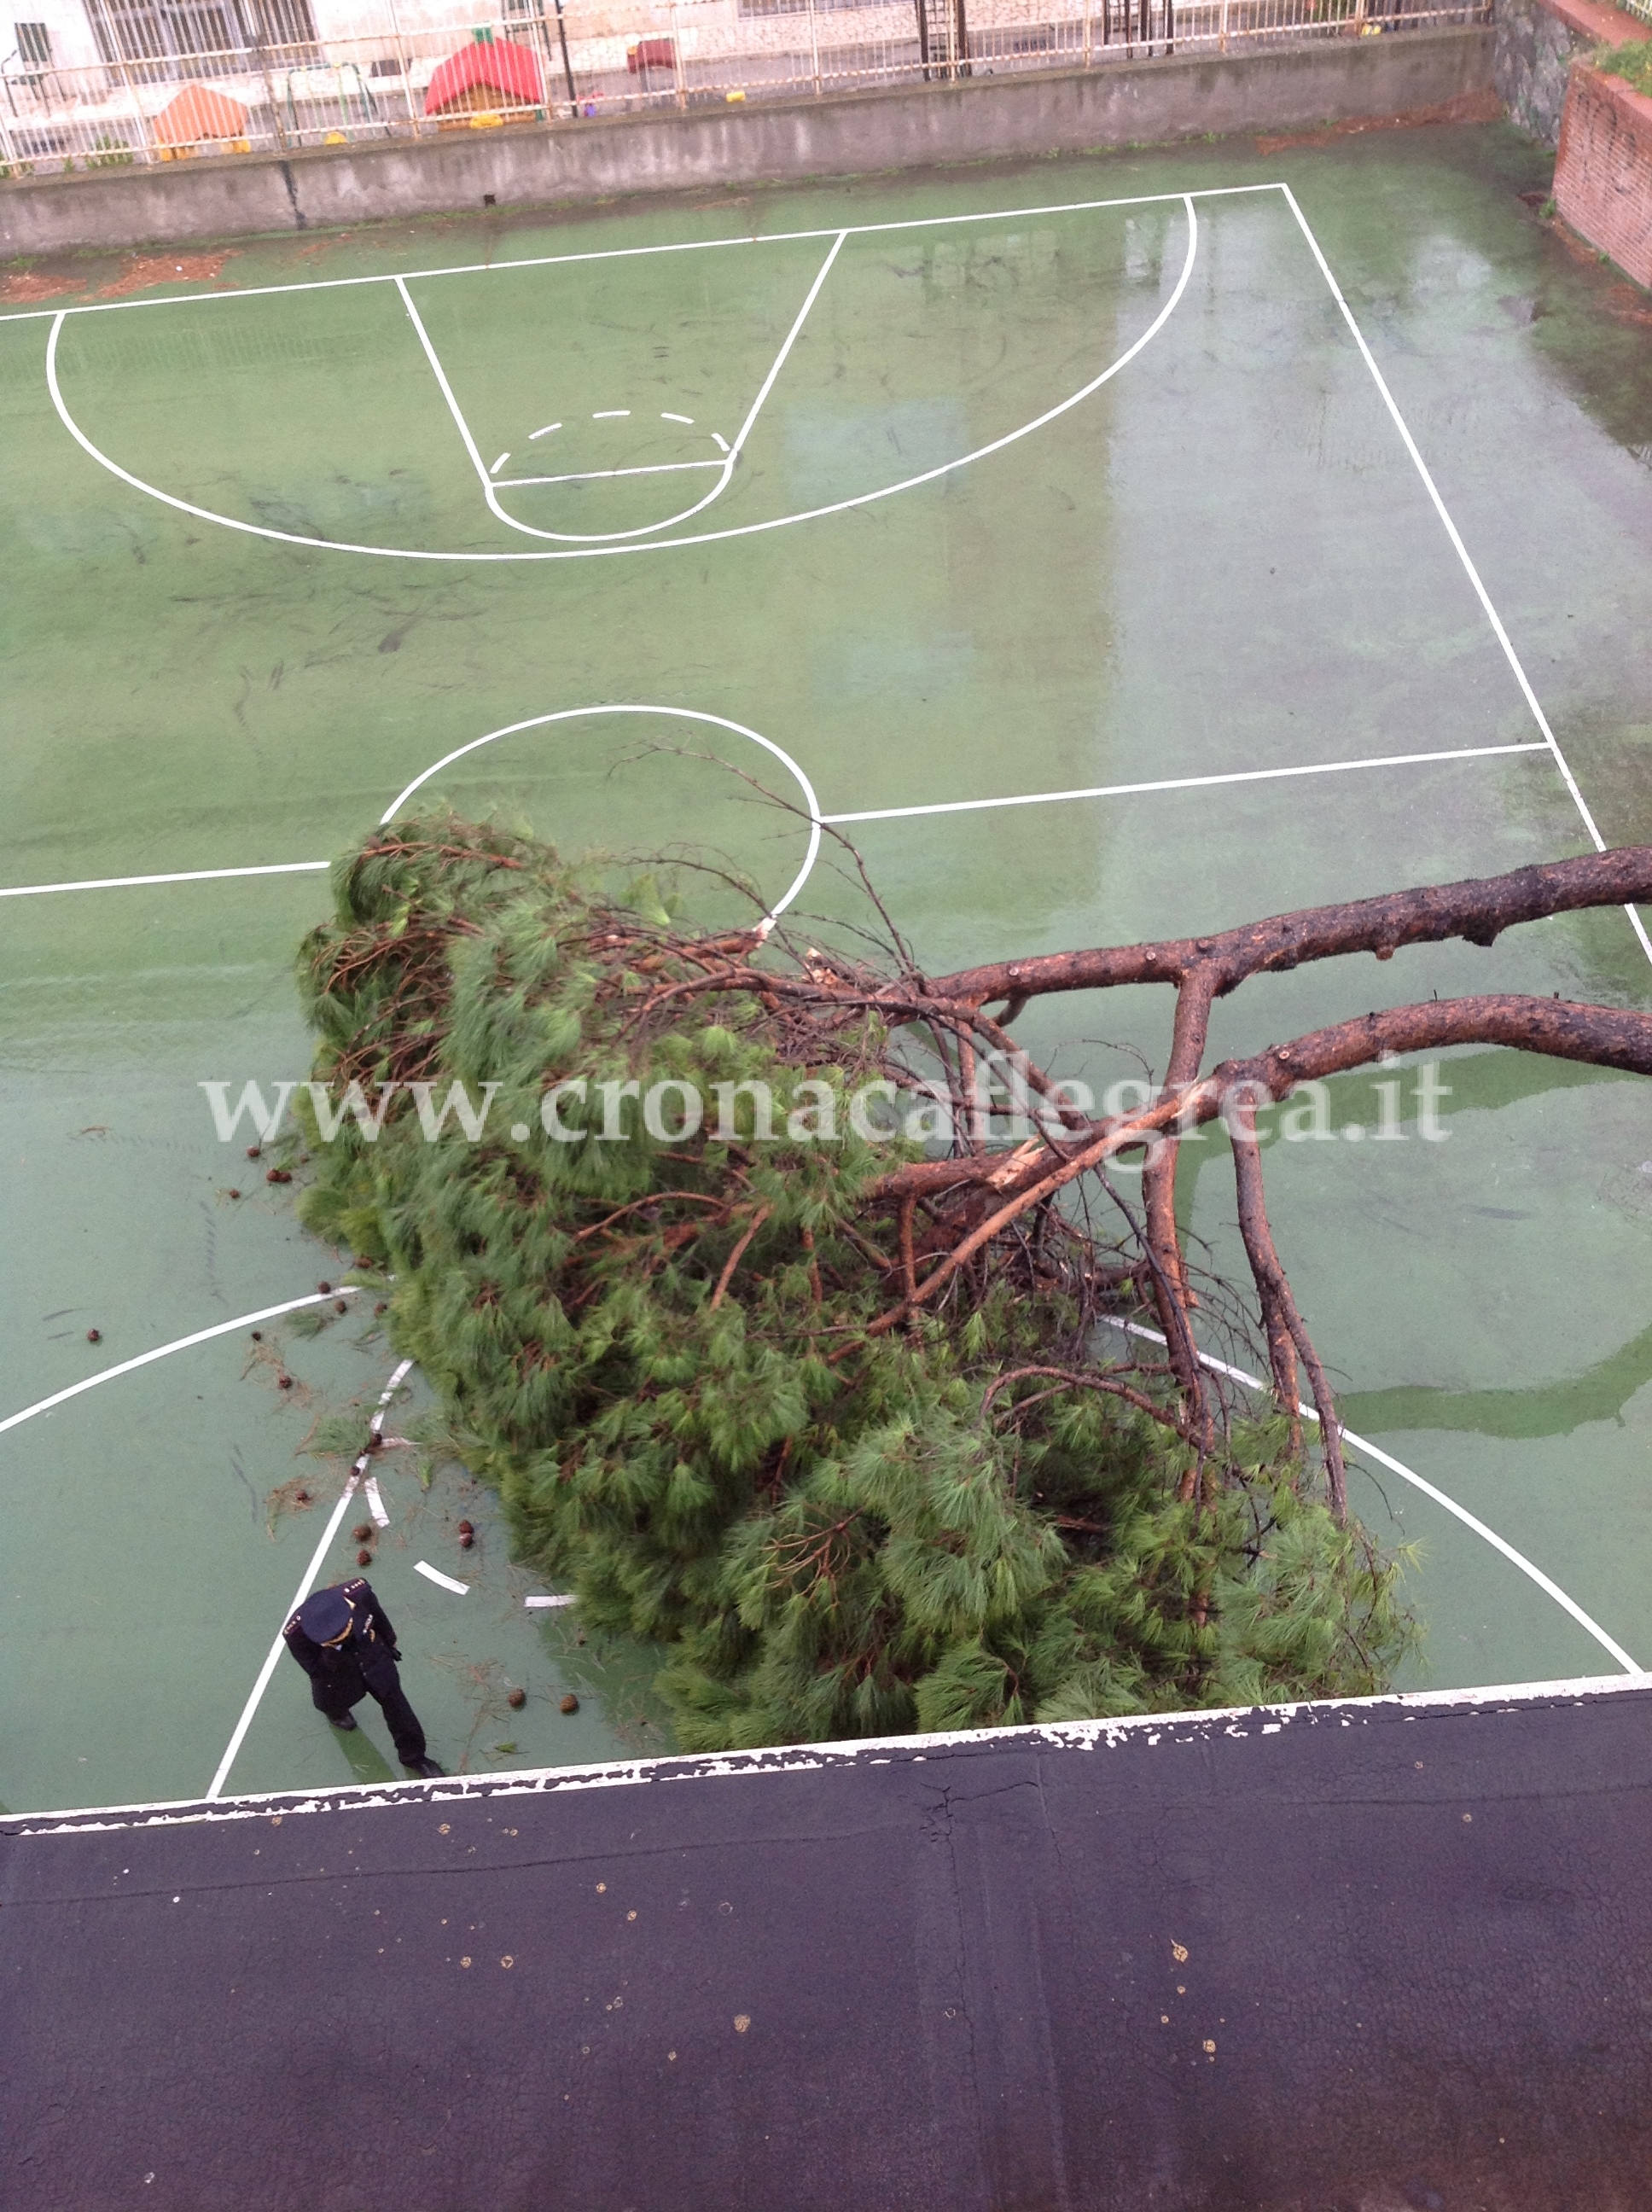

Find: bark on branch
925;847;1652;1009
867;993;1652;1215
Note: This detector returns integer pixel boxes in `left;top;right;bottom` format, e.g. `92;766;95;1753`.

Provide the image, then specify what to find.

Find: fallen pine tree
290;814;1652;1748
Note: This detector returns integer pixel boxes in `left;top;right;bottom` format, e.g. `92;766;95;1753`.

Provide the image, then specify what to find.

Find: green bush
1597;38;1652;97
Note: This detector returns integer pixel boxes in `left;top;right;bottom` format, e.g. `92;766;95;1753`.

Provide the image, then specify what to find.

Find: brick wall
1555;61;1652;288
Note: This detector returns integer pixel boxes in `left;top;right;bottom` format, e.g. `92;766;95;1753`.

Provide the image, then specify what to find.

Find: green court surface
4;123;1652;1818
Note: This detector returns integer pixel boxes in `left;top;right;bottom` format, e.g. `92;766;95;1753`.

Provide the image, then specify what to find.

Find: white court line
525;1593;577;1609
449;228;846;546
0;747;1554;911
45;198;1195;562
379;704;824;923
1282;184;1652;974
205;1472;364;1800
393;273;493;486
3;181;1280;327
206;1354;416;1800
497;458;723;488
0;859;329;899
1100;1319;1640;1674
822;742;1550;827
661;411;695;424
592;409;630;418
930;193;1643;1678
0;1289;359;1440
489;451;510;474
416;1560;471;1595
397;271;752;544
529;421;561;439
16;179;1638;1795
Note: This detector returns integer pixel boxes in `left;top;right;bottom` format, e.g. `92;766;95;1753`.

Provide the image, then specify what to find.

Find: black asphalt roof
5;1679;1651;2209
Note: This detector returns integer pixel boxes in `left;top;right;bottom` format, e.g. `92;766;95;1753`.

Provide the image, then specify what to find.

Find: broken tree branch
926;848;1652;1008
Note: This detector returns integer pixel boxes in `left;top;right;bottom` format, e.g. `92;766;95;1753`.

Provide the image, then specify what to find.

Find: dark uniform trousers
282;1577;428;1767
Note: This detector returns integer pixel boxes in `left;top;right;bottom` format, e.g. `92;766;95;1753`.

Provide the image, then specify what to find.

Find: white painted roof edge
12;1668;1652;1837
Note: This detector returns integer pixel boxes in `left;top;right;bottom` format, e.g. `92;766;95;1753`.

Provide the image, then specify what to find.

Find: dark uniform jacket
282;1577;403;1707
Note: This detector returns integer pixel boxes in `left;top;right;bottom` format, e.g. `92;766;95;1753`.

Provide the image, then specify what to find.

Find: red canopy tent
423;37;544;118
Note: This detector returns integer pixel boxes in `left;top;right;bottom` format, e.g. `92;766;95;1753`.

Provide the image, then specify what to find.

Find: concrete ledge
1538;0;1646;46
2;28;1493;259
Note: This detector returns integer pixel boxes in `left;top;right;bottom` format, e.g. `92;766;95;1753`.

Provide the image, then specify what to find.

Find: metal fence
0;0;1490;177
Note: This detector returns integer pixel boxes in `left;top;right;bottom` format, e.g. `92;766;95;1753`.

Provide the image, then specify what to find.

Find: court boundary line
1281;183;1652;975
43;196;1199;562
1100;1318;1641;1674
0;180;1280;328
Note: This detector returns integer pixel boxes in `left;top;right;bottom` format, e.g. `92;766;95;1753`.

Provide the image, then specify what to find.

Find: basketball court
4;121;1651;1818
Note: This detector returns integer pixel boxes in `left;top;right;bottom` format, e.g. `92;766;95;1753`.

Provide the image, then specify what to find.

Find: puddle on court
5;121;1652;1812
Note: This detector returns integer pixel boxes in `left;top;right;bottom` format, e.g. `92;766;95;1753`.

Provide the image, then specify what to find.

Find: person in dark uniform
283;1578;444;1778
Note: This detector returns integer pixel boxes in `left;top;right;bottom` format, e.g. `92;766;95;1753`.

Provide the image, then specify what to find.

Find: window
84;0;318;79
738;0;891;15
15;20;52;64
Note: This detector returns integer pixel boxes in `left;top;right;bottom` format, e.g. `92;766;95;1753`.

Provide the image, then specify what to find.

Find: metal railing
0;0;1489;177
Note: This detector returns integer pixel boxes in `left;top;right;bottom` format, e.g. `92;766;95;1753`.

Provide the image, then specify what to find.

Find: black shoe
329;1712;358;1732
404;1756;445;1778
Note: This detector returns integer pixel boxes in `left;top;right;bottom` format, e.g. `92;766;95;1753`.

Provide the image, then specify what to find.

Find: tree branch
982;1364;1202;1448
1227;1091;1341;1511
926;849;1652;1008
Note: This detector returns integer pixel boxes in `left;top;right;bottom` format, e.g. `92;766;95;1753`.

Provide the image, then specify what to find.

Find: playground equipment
423;31;544;125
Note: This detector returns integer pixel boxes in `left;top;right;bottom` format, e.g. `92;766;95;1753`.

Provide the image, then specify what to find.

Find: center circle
380;704;823;923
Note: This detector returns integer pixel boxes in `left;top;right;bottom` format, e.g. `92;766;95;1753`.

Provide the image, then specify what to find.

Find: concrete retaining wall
1556;59;1652;282
1;27;1492;259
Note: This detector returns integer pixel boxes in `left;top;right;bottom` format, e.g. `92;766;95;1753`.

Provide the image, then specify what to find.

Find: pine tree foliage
294;812;1414;1750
